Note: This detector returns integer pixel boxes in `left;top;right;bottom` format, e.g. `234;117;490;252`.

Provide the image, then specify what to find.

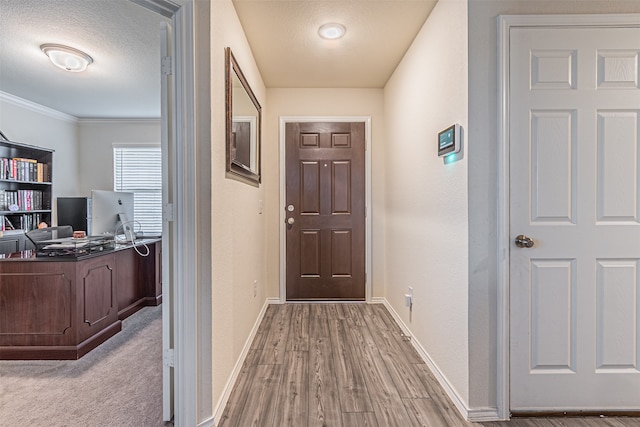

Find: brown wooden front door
285;122;366;300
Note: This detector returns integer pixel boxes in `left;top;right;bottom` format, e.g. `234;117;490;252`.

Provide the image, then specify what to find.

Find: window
113;144;162;236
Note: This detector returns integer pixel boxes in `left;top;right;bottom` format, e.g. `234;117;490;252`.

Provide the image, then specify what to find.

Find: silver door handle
287;217;295;225
515;234;534;248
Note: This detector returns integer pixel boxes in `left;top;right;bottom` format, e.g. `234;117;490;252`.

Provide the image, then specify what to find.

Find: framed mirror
225;47;262;184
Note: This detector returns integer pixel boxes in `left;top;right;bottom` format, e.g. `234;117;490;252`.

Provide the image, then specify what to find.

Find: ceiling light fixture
40;43;93;72
318;23;346;40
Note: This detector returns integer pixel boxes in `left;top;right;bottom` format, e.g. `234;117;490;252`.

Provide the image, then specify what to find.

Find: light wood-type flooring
217;303;640;427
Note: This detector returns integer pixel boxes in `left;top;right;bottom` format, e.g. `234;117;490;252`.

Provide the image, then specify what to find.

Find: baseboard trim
266;297;284;305
467;407;502;422
211;298;278;425
197;416;215;427
378;298;500;422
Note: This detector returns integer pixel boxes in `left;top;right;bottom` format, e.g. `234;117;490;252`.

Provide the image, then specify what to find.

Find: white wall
0;93;81;223
467;0;640;412
383;0;469;407
264;88;386;299
210;0;268;419
76;119;160;196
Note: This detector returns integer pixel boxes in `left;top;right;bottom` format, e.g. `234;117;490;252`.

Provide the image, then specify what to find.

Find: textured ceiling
0;0;168;118
233;0;438;88
0;0;437;119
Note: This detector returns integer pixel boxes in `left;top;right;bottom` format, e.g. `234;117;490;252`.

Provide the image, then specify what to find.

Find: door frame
497;13;640;420
131;0;207;425
279;116;372;303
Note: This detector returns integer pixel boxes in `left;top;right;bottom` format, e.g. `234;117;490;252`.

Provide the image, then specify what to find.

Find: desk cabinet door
76;254;117;343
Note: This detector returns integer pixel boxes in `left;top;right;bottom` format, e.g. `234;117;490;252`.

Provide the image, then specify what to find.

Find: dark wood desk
0;239;161;360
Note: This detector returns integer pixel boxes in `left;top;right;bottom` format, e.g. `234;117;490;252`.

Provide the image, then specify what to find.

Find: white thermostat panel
438;123;461;157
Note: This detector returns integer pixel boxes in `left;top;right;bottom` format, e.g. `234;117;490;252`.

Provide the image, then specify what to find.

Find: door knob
287;217;295;225
515;234;534;248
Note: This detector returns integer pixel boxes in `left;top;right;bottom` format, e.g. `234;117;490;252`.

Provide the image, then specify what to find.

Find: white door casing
508;25;640;411
160;20;174;422
132;0;201;425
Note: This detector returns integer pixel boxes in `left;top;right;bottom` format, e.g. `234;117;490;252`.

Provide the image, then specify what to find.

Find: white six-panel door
509;26;640;411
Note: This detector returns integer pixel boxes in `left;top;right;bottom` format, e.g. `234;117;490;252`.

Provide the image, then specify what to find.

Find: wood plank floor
217;303;640;427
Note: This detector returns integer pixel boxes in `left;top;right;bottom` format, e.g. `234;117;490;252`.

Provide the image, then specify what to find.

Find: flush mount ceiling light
318;23;346;40
40;43;93;72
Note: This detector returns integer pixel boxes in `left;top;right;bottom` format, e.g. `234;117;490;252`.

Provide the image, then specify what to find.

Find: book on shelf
3;216;15;231
0;213;41;231
0;190;44;211
0;157;48;182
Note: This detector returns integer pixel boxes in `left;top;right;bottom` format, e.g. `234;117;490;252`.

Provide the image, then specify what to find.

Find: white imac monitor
90;190;135;240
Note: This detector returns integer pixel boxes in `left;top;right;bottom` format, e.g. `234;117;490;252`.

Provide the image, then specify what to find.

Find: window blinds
113;146;162;236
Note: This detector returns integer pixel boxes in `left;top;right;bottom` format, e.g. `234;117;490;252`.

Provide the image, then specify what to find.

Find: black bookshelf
0;139;53;232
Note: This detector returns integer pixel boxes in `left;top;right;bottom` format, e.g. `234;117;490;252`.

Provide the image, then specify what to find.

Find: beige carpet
0;305;167;427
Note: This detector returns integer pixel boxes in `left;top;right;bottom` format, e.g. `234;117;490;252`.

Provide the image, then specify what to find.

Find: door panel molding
498;14;640;420
279;116;372;303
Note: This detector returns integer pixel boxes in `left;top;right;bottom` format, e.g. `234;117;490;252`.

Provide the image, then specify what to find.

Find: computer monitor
90;190;135;240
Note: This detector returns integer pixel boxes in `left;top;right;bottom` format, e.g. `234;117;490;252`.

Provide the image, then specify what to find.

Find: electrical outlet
253;280;257;297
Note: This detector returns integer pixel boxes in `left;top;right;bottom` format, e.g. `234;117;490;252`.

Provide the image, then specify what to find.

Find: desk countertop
0;238;161;262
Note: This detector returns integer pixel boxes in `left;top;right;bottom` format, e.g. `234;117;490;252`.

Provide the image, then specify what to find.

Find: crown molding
77;118;161;125
0;91;78;123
